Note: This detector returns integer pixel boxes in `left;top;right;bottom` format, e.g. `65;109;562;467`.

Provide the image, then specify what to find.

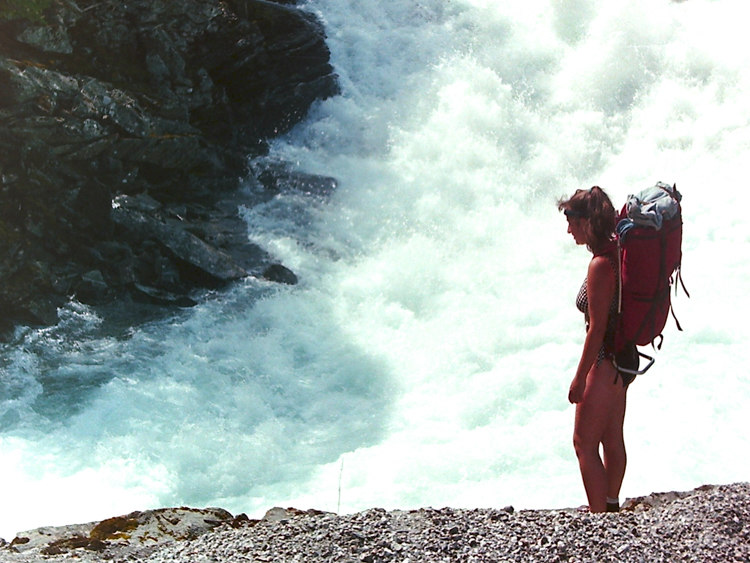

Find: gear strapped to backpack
613;182;688;376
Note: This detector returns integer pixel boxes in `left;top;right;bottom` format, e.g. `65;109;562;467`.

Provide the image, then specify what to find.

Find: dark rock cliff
0;0;339;333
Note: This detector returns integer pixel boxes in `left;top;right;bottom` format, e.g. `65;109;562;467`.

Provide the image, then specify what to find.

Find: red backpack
614;183;687;375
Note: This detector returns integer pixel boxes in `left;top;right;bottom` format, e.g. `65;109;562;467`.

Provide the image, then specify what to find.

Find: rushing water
1;0;748;540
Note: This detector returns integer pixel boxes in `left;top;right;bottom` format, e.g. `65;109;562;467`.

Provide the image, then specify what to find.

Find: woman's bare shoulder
587;255;616;282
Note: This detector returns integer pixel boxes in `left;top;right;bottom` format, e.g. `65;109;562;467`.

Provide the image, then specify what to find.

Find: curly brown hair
558;186;616;252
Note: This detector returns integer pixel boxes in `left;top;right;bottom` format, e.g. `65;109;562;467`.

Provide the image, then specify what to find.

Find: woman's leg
602;388;628;502
573;360;624;512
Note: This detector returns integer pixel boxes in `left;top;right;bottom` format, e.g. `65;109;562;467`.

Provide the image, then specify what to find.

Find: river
0;0;747;540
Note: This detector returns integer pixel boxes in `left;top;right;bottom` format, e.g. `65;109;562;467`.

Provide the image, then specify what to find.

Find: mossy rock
89;515;140;541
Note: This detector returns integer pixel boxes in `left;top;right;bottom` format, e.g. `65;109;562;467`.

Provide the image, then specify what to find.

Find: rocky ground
1;482;748;562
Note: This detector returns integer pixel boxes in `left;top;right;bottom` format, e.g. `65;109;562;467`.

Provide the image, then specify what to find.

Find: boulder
8;507;235;557
112;195;247;283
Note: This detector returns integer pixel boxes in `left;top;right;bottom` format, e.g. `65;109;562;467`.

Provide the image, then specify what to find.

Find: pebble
2;483;748;563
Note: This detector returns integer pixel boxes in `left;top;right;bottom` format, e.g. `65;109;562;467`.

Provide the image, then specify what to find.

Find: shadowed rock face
0;0;339;333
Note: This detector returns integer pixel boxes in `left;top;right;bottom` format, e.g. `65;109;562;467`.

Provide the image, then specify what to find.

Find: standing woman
559;186;634;513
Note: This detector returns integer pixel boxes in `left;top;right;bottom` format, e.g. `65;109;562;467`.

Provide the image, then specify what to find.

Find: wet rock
17;25;74;54
257;163;339;197
0;0;338;331
77;270;109;303
111;197;247;284
131;283;199;308
262;263;299;285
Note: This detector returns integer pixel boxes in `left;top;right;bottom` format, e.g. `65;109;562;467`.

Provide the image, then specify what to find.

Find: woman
559;186;634;513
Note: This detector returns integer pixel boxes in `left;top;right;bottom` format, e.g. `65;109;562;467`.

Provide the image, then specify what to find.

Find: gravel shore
3;483;748;563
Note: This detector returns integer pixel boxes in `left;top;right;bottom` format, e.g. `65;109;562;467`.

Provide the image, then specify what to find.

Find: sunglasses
563;209;587;219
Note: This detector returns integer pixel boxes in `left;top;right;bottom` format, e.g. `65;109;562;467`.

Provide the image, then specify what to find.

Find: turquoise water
1;0;748;539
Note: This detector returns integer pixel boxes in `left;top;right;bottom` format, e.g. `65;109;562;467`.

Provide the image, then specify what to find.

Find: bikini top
576;250;620;355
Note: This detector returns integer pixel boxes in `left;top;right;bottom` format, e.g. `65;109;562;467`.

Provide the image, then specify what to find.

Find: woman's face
566;217;588;246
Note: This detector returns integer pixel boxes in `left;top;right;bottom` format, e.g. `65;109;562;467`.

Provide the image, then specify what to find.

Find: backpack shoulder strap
675;266;690;298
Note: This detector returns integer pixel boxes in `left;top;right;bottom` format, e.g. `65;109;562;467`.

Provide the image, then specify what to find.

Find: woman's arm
569;255;616;403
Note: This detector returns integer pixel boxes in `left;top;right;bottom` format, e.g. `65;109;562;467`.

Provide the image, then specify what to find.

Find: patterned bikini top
576;250;620;357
